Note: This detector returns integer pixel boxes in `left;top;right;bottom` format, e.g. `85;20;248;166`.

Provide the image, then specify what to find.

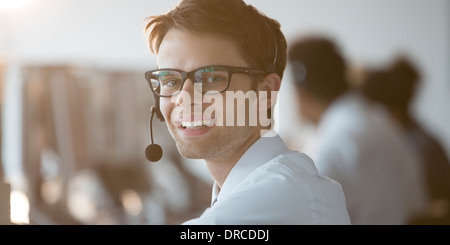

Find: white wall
2;0;449;157
249;0;450;157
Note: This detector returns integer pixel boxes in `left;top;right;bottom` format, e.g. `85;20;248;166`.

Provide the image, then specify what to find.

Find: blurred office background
0;0;448;224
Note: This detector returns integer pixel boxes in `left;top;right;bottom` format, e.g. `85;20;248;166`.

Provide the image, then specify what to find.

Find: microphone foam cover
145;144;163;162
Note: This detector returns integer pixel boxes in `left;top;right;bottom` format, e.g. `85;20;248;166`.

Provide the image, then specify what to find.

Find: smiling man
143;0;350;225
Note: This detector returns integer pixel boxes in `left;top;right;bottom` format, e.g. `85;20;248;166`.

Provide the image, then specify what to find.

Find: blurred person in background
362;56;450;224
288;36;428;225
142;0;350;224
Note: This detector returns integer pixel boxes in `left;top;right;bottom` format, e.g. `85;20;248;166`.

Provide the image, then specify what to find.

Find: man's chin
174;141;202;158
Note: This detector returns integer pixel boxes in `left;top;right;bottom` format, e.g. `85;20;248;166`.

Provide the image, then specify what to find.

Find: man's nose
180;77;195;94
174;77;203;107
180;77;203;97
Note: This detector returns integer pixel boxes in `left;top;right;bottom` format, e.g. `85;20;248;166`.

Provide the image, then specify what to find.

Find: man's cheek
160;98;178;126
159;99;170;120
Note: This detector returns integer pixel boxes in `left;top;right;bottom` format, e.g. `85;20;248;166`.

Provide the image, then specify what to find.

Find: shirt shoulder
187;151;350;225
246;151;348;206
263;150;319;175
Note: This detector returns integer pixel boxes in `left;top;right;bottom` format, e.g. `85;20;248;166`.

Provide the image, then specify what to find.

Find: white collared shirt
182;133;351;225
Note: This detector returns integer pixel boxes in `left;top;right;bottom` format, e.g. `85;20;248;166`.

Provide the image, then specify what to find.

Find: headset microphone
145;106;163;162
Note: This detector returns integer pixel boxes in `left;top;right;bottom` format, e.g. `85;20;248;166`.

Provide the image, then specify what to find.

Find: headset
144;21;278;162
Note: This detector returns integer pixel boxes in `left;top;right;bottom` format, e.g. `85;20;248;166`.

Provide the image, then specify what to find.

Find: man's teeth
181;120;214;129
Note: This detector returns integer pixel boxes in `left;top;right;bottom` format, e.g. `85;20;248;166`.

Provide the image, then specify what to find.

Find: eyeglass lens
149;67;230;96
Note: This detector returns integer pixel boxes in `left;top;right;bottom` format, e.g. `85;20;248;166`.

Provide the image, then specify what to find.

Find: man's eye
204;75;226;84
162;79;181;87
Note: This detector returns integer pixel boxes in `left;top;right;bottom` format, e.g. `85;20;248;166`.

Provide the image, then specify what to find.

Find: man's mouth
180;119;215;129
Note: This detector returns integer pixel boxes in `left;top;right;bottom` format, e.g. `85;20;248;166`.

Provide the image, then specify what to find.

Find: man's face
156;29;261;161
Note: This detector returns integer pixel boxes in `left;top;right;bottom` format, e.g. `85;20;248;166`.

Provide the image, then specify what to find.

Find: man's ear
258;73;281;111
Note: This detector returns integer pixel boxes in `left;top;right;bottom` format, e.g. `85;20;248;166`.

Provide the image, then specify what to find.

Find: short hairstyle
143;0;287;79
362;56;420;112
361;69;391;106
288;36;349;104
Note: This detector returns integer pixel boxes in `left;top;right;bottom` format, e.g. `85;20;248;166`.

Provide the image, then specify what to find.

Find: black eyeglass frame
144;65;268;97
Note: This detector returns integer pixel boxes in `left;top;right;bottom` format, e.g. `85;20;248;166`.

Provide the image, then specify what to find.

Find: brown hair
288;36;349;104
362;55;420;113
143;0;287;79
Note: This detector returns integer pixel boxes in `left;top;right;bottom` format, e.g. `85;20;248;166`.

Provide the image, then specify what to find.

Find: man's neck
204;132;261;189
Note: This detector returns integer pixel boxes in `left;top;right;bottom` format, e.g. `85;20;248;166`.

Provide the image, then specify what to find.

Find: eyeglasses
145;65;267;97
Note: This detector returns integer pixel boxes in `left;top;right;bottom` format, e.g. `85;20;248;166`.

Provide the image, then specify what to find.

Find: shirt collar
210;130;289;206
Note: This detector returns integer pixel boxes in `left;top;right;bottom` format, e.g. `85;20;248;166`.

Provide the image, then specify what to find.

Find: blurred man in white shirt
288;36;428;225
